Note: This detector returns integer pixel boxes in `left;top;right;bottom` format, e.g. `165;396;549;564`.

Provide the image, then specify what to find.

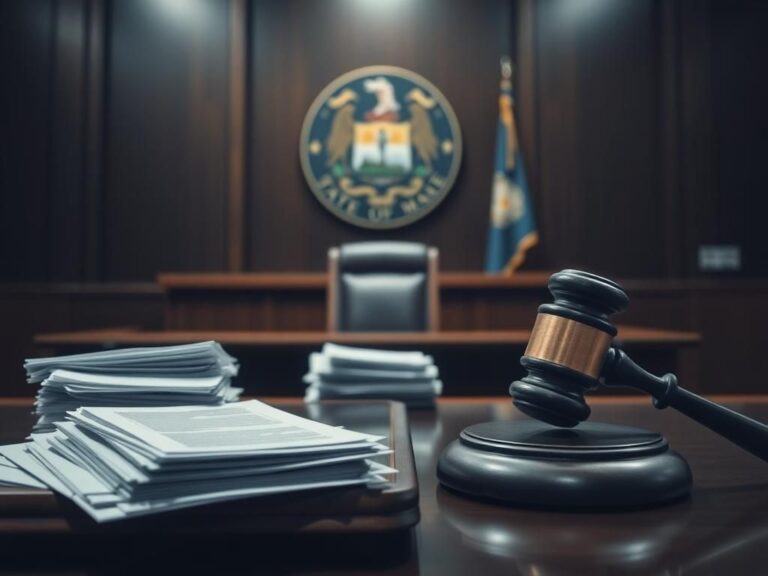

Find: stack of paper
304;343;442;407
25;342;242;431
0;400;394;522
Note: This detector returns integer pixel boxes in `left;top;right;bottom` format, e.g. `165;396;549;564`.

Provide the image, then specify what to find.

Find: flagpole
485;55;539;275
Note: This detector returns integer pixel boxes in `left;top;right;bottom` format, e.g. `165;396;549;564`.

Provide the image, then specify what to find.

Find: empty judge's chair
327;242;440;332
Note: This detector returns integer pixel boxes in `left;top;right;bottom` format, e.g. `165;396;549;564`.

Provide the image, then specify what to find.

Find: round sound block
437;421;692;509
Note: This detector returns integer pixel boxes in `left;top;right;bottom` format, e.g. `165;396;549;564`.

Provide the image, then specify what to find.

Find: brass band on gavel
524;313;612;379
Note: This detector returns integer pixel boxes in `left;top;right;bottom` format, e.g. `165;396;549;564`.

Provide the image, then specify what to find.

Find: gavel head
510;270;629;427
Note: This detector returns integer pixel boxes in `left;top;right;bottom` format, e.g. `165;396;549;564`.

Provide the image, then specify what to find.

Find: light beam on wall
152;0;205;26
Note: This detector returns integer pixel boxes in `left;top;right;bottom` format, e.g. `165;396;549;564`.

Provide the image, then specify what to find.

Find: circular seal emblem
300;66;462;229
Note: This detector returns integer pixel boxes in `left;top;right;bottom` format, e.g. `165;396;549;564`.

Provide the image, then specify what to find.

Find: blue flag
484;66;538;273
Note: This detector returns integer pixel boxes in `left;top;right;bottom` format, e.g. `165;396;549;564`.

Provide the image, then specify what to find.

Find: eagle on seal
325;77;437;172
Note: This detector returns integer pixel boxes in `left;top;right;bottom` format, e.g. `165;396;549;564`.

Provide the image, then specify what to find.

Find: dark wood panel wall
1;0;57;280
533;0;678;277
706;0;768;273
247;0;511;271
2;0;766;280
1;0;767;395
104;0;231;279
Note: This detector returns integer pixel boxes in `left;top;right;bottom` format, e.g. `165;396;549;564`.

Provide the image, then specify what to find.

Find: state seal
300;66;462;229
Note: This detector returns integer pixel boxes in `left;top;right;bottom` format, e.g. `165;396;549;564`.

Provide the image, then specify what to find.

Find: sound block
437;421;692;509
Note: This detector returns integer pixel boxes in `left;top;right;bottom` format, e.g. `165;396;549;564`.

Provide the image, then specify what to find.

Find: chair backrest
327;242;439;332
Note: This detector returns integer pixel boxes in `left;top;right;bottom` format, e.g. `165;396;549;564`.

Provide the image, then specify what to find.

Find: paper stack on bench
25;342;242;432
0;400;394;522
304;343;442;407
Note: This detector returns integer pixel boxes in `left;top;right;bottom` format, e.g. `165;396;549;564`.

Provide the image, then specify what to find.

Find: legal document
305;344;441;406
0;400;394;522
25;342;242;431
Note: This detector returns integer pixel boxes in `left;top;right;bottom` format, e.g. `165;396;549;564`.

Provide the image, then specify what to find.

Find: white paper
3;397;396;523
0;444;73;496
323;343;432;370
44;370;226;391
0;460;47;489
25;341;238;383
309;353;438;382
71;400;383;456
28;342;242;433
305;344;441;404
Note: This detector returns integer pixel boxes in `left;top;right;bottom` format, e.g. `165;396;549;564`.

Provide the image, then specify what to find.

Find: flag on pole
484;57;538;274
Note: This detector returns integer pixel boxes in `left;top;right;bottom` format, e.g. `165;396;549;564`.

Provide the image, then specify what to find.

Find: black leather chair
327;242;439;332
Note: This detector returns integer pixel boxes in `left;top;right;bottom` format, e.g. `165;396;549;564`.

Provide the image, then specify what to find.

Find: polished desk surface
34;326;701;346
1;395;767;575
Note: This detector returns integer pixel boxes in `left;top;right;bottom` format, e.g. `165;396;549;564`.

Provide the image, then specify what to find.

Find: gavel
510;269;768;462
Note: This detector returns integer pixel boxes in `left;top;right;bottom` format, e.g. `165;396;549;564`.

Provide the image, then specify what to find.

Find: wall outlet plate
698;245;741;271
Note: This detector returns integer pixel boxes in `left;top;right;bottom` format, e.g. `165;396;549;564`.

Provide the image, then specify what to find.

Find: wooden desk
151;272;768;395
157;271;556;333
1;396;767;574
34;327;701;395
4;273;766;396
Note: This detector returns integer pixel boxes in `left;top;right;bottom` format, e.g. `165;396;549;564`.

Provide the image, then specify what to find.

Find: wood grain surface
0;396;766;574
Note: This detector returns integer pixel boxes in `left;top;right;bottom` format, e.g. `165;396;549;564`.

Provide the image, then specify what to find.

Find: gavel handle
604;347;768;462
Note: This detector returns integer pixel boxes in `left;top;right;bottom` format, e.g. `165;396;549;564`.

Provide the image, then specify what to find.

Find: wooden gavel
510;269;768;461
